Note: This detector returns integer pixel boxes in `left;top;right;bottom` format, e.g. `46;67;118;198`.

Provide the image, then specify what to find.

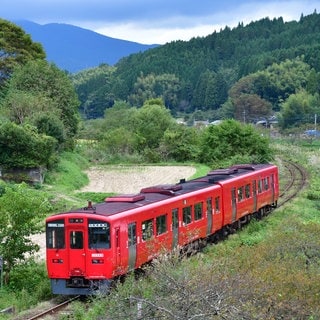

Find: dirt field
32;165;196;260
80;165;196;194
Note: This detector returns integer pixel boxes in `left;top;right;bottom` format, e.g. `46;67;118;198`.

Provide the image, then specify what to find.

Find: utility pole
0;256;3;288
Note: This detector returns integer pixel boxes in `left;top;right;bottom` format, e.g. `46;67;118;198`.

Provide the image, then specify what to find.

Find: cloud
1;0;319;44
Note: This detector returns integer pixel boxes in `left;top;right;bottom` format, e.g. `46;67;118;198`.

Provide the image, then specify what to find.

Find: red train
46;163;279;295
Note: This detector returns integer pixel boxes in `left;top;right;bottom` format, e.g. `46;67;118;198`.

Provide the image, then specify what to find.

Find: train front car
46;211;114;295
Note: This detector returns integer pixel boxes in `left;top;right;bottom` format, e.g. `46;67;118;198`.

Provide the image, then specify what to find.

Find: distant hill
13;20;159;73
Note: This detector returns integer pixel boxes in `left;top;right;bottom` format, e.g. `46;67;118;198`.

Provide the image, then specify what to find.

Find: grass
78;141;320;319
3;140;320;319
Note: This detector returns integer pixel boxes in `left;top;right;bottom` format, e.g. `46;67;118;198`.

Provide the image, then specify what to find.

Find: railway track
278;159;308;207
15;296;80;320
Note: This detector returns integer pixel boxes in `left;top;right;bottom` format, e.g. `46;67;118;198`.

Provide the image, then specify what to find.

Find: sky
1;0;319;44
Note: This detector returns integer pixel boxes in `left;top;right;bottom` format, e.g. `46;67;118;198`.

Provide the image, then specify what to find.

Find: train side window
46;219;65;249
156;214;167;235
258;179;263;193
128;223;137;246
245;184;251;198
194;202;203;220
238;186;244;202
207;197;212;215
172;208;179;229
142;219;153;241
264;177;269;190
182;206;192;225
88;220;110;249
70;231;83;249
214;196;220;213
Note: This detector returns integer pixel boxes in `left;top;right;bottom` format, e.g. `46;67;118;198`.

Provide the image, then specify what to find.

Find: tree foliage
0;19;45;84
0;183;52;283
72;64;116;119
0;122;57;168
1;60;80;149
279;90;320;129
198;119;273;166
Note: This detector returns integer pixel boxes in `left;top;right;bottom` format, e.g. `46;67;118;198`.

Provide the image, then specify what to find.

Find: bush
8;260;52;301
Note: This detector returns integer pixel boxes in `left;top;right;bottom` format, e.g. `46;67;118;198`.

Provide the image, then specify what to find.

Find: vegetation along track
278;159;308;207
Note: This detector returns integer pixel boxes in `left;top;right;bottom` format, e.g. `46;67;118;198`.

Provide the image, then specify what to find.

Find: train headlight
92;259;104;264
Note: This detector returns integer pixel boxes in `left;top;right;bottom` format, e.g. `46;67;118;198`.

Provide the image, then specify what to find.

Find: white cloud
94;22;219;44
2;0;319;44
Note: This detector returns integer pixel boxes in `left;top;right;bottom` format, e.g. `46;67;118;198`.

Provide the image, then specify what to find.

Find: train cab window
70;231;83;249
183;206;192;225
142;219;153;241
194;202;203;220
46;219;65;249
264;177;270;190
214;197;220;213
156;214;167;235
238;186;244;202
245;184;251;198
88;219;110;249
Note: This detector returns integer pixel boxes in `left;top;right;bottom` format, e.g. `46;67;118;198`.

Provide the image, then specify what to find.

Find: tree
132;99;175;150
0;122;57;168
0;183;52;283
2;60;80;147
159;125;200;162
198;119;273;166
128;73;181;109
0;19;45;85
279;90;320;129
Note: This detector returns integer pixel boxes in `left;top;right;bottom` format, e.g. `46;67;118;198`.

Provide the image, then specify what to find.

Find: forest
1;12;320;169
73;11;320;127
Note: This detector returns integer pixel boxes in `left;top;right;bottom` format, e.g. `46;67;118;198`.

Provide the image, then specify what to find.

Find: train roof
51;163;276;218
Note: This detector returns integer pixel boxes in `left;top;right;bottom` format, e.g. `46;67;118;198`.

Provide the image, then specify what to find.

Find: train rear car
211;163;279;228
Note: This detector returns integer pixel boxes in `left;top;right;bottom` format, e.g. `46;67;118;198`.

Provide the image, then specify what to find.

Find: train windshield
88;219;110;249
46;219;65;249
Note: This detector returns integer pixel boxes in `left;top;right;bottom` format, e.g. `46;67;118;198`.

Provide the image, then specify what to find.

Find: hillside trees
223;58;316;127
72;64;116;119
1;60;80;150
0;19;45;85
128;73;181;111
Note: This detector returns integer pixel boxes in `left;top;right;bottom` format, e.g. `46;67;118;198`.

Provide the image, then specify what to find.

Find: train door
253;180;257;212
115;227;121;267
128;222;137;271
171;208;179;249
271;174;275;203
231;187;237;222
206;197;212;236
68;226;86;275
